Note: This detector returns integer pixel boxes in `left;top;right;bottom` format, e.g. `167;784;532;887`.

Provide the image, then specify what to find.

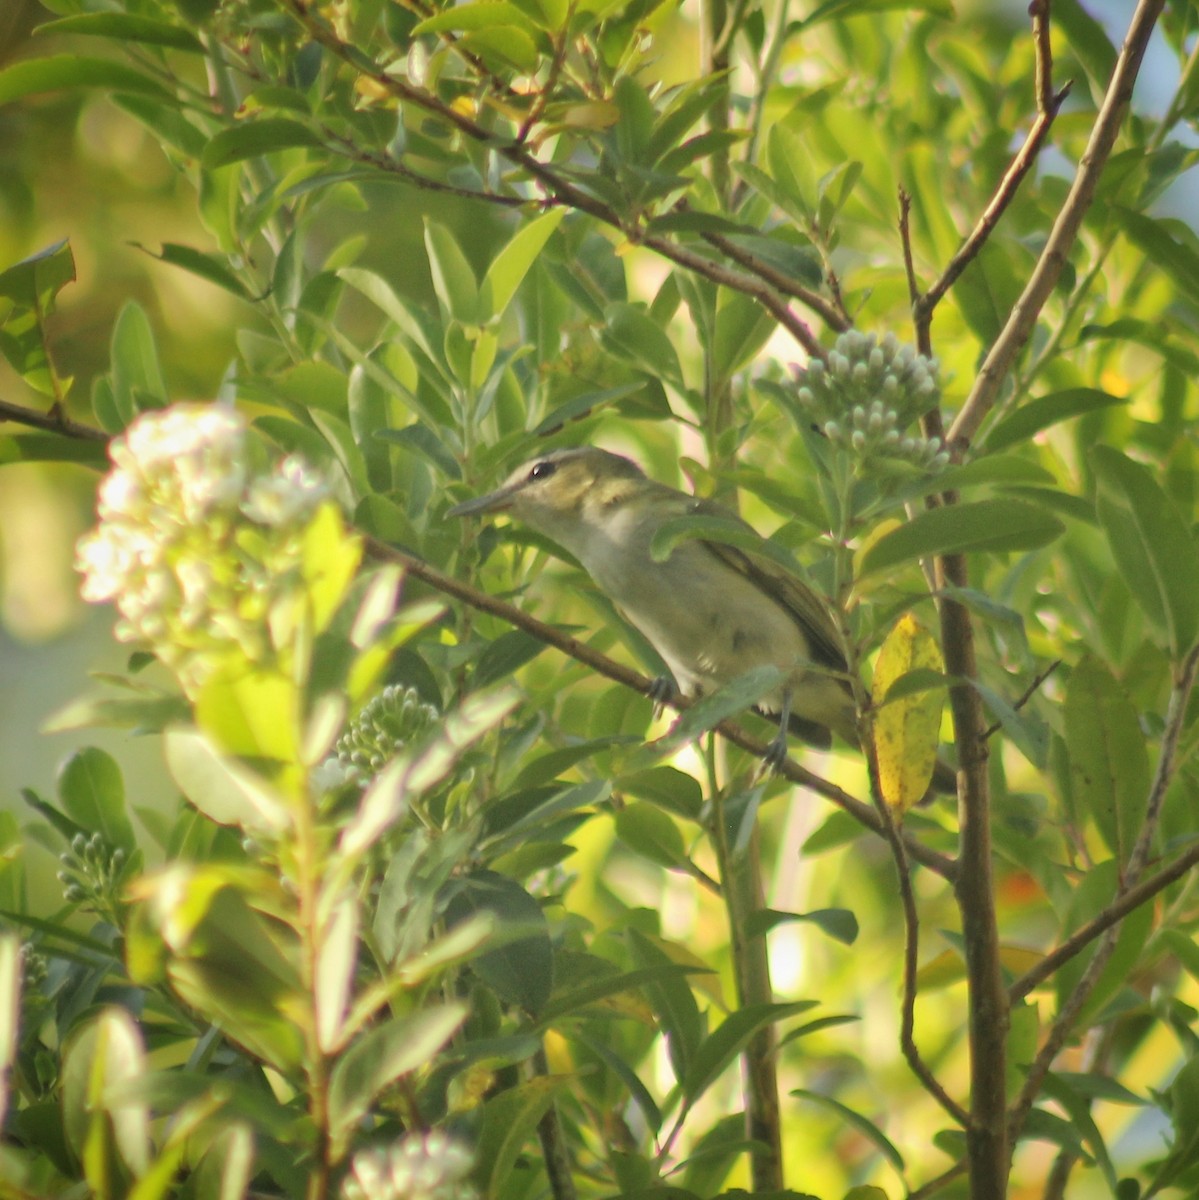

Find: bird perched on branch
446;446;885;767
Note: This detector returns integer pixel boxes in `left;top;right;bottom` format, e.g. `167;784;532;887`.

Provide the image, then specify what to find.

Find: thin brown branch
0;398;108;442
981;659;1061;741
898;189;923;333
366;533;958;881
908;1158;969;1200
905;3;1069;354
949;0;1167;454
1008;639;1199;1140
917;89;1070;331
699;227;850;332
880;798;971;1126
1010;840;1199;1004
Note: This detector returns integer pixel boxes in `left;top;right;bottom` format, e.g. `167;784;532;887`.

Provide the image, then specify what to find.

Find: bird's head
447;447;646;540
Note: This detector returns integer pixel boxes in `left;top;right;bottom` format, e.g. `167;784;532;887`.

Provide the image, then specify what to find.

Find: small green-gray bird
447;446;868;767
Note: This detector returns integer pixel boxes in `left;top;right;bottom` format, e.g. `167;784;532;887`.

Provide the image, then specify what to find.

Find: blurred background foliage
1;0;1199;1197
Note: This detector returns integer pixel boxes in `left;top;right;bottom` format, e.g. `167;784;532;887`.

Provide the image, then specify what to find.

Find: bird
445;445;890;772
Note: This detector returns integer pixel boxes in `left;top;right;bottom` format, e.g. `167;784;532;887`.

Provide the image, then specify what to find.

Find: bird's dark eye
528;460;557;482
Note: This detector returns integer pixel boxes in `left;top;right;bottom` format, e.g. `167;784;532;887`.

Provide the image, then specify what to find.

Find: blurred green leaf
0;239;76;393
425;219;481;325
1064;655;1150;863
56;747;136;852
1092;445;1199;658
792;1089;905;1174
327;1004;467;1153
202;118;323;168
481;209;565;322
987;389;1127;453
446;870;553;1015
62;1009;151;1186
36;13;204;51
110;300;167;417
0;55;170;104
859;499;1063;575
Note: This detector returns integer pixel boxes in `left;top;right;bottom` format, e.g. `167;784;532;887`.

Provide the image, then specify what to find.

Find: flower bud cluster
794;331;948;473
57;832;126;910
342;1132;477;1200
75;405;329;692
325;685;440;788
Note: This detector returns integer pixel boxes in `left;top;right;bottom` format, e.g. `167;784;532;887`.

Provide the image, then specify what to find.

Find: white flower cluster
342;1132;477;1200
76;404;329;689
794;331;948;472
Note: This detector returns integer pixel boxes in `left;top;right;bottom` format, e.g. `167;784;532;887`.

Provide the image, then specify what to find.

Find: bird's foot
648;675;677;718
759;729;791;777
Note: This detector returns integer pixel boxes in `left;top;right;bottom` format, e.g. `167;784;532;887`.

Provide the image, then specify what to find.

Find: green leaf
682;1002;816;1109
194;670;299;763
133;242;252;299
1149;1055;1199;1191
56;748;136;852
602;302;684;386
62;1009;151;1185
1063;655;1150;863
858;499;1063;576
202;118;323;169
801;0;953;26
480;210;565;321
446;871;553;1015
0;55;170;105
1053;0;1117;93
986;388;1127;453
110;300;167;416
164;729;291;835
0;935;19;1130
744;907;859;945
424;219;480;325
629;929;705;1083
1092;445;1199;658
1115;209;1199;307
36;14;204;51
792;1088;905;1174
473;630;549;689
649;666;787;755
474;1076;567;1196
327;1003;467;1153
614;802;686;868
1054;860;1155;1028
412;1;537;33
614;75;657;165
0;239;76;393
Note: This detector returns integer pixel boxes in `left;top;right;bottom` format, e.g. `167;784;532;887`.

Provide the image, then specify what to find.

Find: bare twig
700;227;849;333
1010;838;1199;1004
0;398;108;443
1030;0;1056;114
981;659;1061;741
365;533;959;881
908;1159;969;1200
1008;640;1199;1140
879;797;970;1126
949;0;1167;454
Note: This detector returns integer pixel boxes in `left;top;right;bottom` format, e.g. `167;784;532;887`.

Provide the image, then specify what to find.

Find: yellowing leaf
871;614;945;814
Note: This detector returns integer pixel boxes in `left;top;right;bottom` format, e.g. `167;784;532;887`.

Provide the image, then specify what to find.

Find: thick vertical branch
711;791;782;1191
940;555;1009;1200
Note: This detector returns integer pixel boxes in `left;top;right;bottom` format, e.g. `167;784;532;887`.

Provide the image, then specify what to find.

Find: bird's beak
445;483;518;518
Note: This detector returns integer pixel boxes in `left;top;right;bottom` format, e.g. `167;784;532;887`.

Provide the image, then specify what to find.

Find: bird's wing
687;496;848;673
